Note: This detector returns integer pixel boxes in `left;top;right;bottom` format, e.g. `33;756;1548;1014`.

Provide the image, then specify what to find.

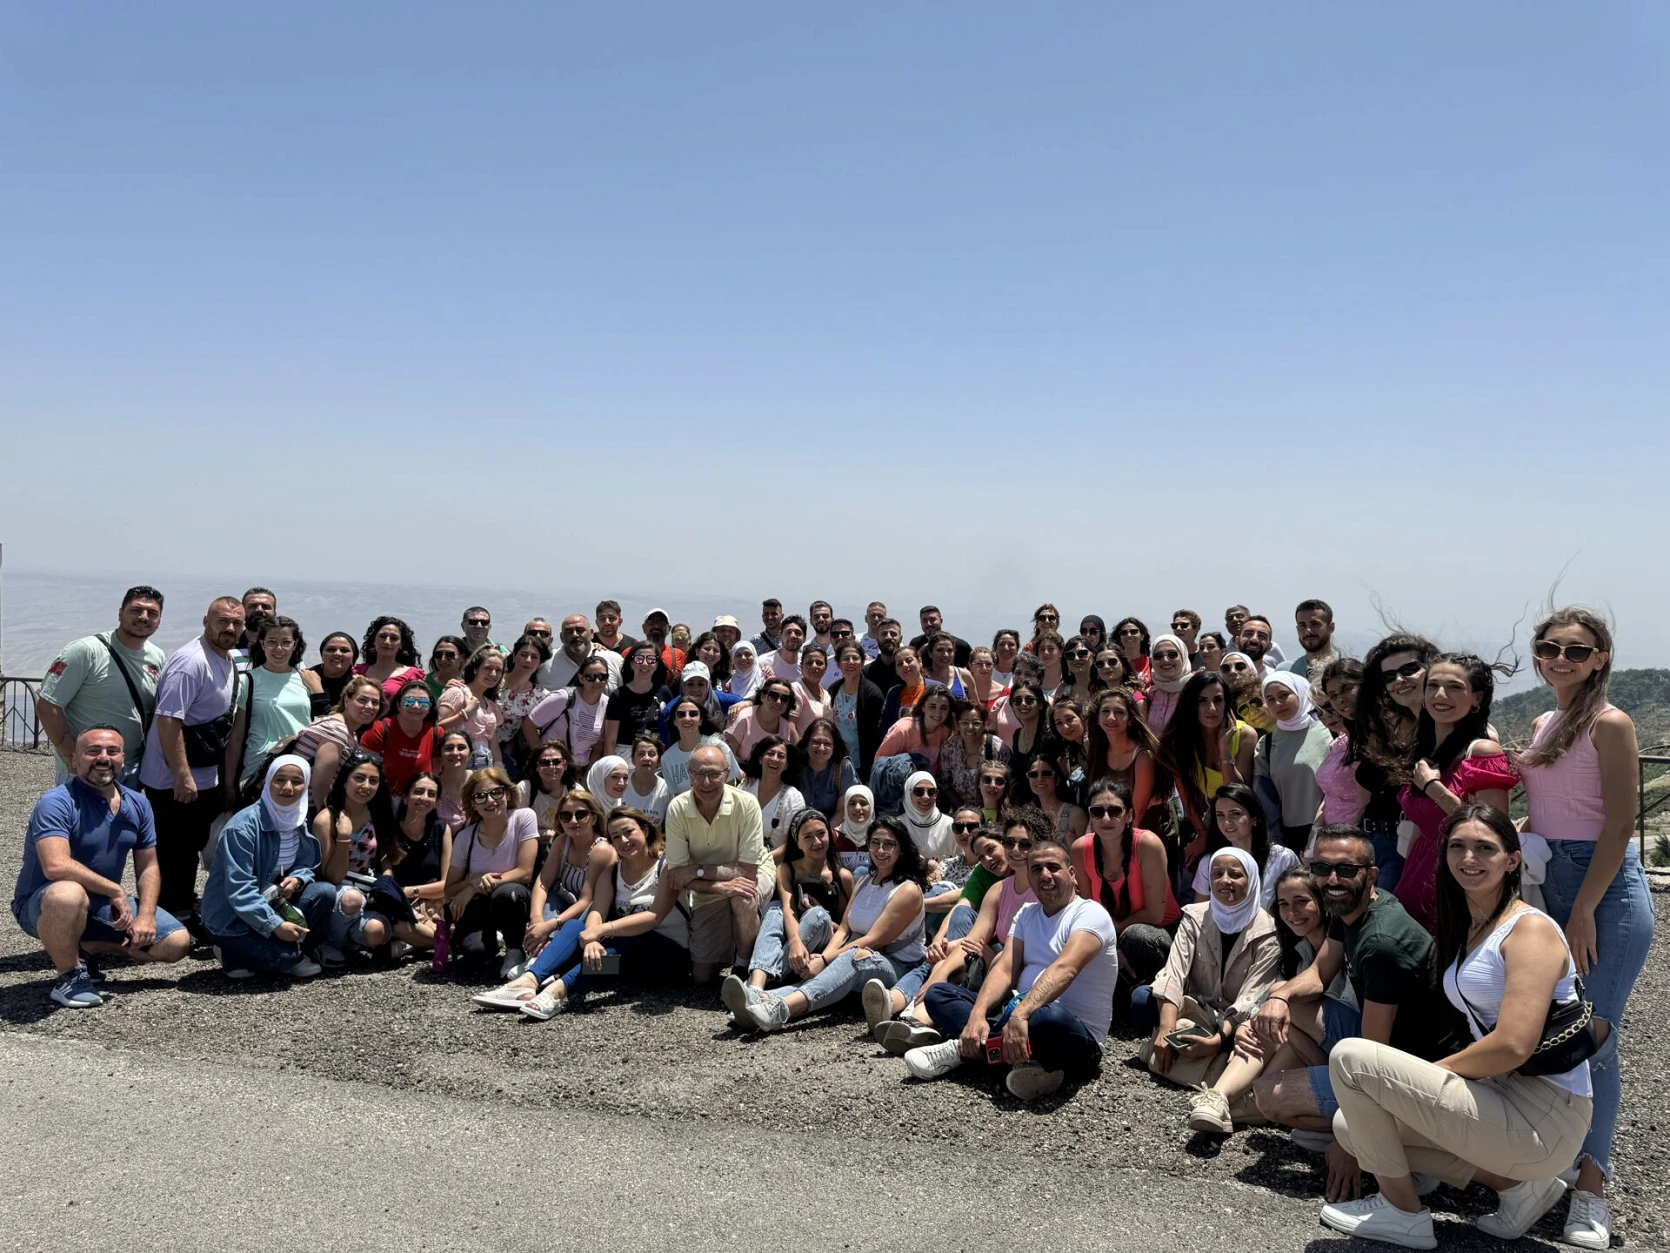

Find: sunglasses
538;758;567;769
1027;768;1055;779
1001;837;1033;851
951;821;980;833
1012;696;1039;708
1170;622;1192;632
1093;658;1121;669
580;672;608;682
765;691;791;704
400;697;431;709
1152;651;1180;663
1532;640;1598;663
528;629;552;638
465;619;490;628
558;809;591;822
1118;627;1143;637
674;709;702;719
1309;860;1370;880
912;786;938;797
433;650;459;660
1088;804;1127;819
1381;660;1425;681
979;775;1006;786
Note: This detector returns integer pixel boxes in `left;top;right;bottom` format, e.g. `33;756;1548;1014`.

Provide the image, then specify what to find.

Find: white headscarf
1261;671;1316;733
840;784;875;846
902;769;955;860
1221;651;1257;674
1205;846;1262;936
260;754;312;833
586;755;630;810
1149;633;1195;694
728;641;763;699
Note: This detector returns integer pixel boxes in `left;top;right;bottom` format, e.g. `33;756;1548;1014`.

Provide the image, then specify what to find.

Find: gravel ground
2;750;1665;1249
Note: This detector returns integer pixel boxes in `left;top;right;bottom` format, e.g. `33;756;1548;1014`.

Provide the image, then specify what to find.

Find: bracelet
1266;995;1288;1004
1423;780;1443;799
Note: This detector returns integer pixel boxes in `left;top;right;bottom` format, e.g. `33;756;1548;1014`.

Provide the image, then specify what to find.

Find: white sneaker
224;967;255;980
499;948;525;979
877;1021;942;1056
1005;1062;1065;1101
285;957;322;978
860;978;892;1032
471;980;537;1010
1475;1177;1567;1240
1562;1189;1612;1251
904;1039;965;1081
520;987;567;1021
745;995;791;1033
389;940;411;963
1319;1194;1436;1249
720;974;752;1026
1186;1088;1233;1133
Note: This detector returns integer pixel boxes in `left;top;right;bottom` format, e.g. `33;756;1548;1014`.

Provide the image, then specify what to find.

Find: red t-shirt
360;718;440;796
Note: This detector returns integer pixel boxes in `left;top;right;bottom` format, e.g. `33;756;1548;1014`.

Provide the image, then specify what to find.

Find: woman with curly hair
354;615;425;702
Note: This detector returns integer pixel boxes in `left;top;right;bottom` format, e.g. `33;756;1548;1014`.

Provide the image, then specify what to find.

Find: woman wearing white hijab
728;641;765;701
1144;633;1195;734
900;770;955;862
585;755;631;812
200;755;336;979
1255;672;1335;849
834;784;876;874
1137;846;1280;1094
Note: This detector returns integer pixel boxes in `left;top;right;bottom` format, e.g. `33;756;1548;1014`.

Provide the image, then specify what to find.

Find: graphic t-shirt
39;634;165;782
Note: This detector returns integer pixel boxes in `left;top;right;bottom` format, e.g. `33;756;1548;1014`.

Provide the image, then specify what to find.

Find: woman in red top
1392;653;1516;932
359;679;442;796
1112;617;1153;685
1073;778;1179;985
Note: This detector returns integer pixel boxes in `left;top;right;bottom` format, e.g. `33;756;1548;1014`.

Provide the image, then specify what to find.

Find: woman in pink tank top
1513;607;1652;1249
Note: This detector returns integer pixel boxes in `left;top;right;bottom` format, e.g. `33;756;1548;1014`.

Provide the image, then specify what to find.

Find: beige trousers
1329;1038;1591;1187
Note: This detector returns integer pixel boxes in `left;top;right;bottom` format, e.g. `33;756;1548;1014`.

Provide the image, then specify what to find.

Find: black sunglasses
1381;660;1425;681
1532;641;1597;663
1309;860;1370;880
951;820;980;833
1088;804;1126;819
1067;648;1091;659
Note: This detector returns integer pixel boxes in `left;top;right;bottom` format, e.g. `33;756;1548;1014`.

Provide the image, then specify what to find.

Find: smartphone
985;1033;1029;1065
596;954;621;975
1166;1026;1216;1049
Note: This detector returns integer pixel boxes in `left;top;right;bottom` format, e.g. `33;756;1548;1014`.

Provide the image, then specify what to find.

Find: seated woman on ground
374;771;453;952
933;698;1009;813
1019;755;1087;840
871;821;1018;1054
729;810;855;1003
1135;847;1280;1095
725;677;801;759
622;732;671;823
1072;778;1181;989
1191;783;1300;909
833;785;876;874
876;685;956;770
516;807;696;1020
1183;868;1354;1134
586;755;631;811
442;767;540;979
309;749;400;965
471;789;615;1009
516;740;574;825
976;760;1010;824
740;735;806;852
797;717;860;818
723;816;928;1034
200;756;333;979
295;676;385;811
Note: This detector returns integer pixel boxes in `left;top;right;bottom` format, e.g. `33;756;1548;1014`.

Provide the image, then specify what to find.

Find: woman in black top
1349;633;1438;892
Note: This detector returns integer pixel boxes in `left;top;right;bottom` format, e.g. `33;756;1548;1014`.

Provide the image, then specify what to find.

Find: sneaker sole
50;994;103;1009
1006;1068;1065;1101
1475;1180;1567;1240
1186;1109;1233;1134
879;1022;943;1056
861;981;892;1030
719;976;751;1026
471;993;534;1010
1318;1212;1436;1250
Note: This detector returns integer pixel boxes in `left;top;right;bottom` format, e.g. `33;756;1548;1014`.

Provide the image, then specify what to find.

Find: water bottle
432;917;450;974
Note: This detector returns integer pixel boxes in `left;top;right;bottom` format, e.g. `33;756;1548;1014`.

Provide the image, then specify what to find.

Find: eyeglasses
1381;660;1425;681
400;697;431;709
1088;804;1127;819
347;748;383;766
1243;697;1265;708
674;709;702;719
558;809;591;823
433;649;458;660
1221;662;1249;673
1001;837;1033;851
912;786;937;797
1152;650;1180;663
1067;648;1091;659
869;838;900;852
1532;640;1597;663
538;758;566;769
527;629;552;638
473;785;509;803
951;821;980;833
1118;627;1143;637
1308;860;1370;880
1170;621;1192;632
690;768;726;782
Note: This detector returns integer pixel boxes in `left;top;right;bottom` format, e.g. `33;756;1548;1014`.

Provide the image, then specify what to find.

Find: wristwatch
696;866;707;880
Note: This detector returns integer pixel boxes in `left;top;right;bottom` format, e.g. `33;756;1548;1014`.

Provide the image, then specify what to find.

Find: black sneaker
79;953;106;983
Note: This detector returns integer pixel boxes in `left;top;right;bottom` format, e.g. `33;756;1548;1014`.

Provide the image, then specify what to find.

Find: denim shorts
12;886;186;947
1306;998;1364;1118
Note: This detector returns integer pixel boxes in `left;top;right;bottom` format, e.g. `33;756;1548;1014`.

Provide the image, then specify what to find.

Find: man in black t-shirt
907;604;972;668
863;618;904;694
1244;826;1460;1203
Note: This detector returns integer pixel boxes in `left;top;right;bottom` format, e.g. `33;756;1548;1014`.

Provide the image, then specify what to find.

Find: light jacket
1150;901;1280;1024
200;802;322;938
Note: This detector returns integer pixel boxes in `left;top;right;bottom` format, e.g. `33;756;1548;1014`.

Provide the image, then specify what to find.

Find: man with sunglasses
1169;609;1202;667
460;606;503;656
1250;826;1456;1204
536;615;623;694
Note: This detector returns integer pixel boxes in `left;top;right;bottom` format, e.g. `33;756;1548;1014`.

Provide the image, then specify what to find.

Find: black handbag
1455;957;1605;1078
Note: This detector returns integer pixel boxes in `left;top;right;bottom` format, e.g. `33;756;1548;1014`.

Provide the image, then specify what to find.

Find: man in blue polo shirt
12;726;190;1008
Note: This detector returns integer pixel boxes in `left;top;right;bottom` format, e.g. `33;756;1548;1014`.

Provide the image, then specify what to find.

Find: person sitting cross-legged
11;726;191;1008
901;830;1119;1102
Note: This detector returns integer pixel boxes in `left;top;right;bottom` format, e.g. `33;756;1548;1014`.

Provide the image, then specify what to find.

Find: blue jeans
747;904;833;981
1129;983;1160;1034
212;881;335;972
527;916;588;982
1539;839;1656;1179
1305;998;1364;1119
940;902;977;945
1362;819;1404;894
770;947;914;1013
547;929;690;999
922;982;1103;1080
12;887;186;948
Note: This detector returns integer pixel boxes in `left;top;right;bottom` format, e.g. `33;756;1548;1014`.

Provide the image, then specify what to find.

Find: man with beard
1284;599;1341;683
12;727;191;1007
1248;827;1455;1204
234;587;276;654
760;614;805;683
909;605;971;667
593;600;636;654
460;606;503;656
538;614;624;693
39;585;167;785
807;601;836;650
639;608;685;683
139;596;246;930
863;618;904;694
1235;614;1278;679
751;598;784;655
859;601;888;659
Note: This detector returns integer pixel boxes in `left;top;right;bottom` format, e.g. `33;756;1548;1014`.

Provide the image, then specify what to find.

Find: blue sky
2;4;1666;662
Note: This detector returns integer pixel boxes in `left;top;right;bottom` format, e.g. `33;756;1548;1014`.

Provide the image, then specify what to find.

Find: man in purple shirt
13;727;190;1008
140;596;245;928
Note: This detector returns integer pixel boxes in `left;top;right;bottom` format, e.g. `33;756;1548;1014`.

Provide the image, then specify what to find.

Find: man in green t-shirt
38;586;167;783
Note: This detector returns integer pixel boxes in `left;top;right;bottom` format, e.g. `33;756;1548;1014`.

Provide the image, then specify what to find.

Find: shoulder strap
231;669;258;789
98;634;152;733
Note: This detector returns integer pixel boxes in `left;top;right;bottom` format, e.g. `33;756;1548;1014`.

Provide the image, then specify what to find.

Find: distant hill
1494;669;1670;751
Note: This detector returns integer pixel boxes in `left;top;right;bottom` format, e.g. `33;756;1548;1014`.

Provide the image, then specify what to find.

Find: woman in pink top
1310;658;1366;827
437;645;506;768
876;687;955;768
789;645;834;737
725;677;802;760
1515;608;1651;1245
1393;654;1516;933
1142;634;1193;734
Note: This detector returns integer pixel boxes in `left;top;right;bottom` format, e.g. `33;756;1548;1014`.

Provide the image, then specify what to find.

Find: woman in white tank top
1321;805;1600;1249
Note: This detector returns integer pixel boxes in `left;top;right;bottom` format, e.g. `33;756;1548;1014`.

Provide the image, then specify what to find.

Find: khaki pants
685;866;777;968
1139;995;1231;1092
1330;1038;1591;1187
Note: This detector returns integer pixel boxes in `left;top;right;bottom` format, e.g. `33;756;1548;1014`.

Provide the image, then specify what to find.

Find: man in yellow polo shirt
663;745;773;984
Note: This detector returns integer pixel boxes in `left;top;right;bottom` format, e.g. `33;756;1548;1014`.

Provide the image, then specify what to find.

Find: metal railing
1639;747;1670;861
0;674;46;751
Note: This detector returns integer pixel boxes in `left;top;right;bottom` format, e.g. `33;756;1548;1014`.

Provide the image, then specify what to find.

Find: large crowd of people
18;586;1654;1249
